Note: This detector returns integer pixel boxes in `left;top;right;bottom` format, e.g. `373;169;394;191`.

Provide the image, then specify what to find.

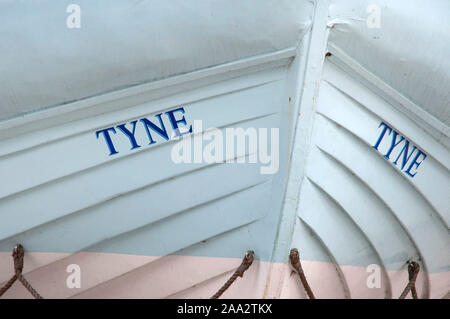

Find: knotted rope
211;250;254;299
0;244;43;299
399;261;420;299
289;248;315;299
0;244;423;300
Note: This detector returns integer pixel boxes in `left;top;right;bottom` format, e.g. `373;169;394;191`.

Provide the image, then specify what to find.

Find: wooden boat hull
1;0;448;299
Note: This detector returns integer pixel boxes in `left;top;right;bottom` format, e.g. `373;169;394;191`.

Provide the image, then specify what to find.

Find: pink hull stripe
0;252;448;299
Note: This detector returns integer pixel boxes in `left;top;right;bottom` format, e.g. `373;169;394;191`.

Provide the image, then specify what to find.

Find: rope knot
408;261;420;281
235;250;254;277
399;260;420;299
289;248;300;269
12;244;24;275
210;250;255;299
0;244;43;299
289;248;315;299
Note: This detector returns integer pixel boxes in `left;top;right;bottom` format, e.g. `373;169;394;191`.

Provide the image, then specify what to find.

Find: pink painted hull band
0;252;448;299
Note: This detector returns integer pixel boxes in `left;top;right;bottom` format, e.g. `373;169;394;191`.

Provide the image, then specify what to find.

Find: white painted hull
0;0;449;299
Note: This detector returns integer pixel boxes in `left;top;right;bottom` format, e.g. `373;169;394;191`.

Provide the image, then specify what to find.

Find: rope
0;244;43;299
210;250;254;299
0;244;423;300
399;261;420;299
289;248;315;299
